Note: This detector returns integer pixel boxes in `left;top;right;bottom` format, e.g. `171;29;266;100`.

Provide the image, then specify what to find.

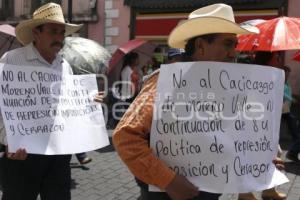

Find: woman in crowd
120;52;141;103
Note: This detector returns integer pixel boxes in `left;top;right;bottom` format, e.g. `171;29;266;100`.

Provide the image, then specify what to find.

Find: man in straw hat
113;3;284;200
0;2;82;200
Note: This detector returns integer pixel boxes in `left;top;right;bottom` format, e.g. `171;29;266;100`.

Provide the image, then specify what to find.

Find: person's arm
94;91;104;103
6;147;27;160
273;157;284;170
0;112;27;160
120;67;131;100
113;74;198;199
113;74;175;188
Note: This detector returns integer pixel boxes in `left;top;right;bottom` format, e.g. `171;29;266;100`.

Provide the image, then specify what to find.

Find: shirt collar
25;43;63;66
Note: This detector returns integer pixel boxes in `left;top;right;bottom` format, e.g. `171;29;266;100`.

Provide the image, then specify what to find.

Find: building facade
108;0;300;95
0;0;105;44
1;0;300;94
124;0;286;43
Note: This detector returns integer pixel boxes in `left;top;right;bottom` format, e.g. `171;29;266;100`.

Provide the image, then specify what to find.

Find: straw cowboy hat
168;3;259;48
16;3;82;45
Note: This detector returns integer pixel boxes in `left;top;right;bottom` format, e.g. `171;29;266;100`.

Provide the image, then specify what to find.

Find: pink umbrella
0;24;16;36
107;39;156;86
293;50;300;62
0;24;21;56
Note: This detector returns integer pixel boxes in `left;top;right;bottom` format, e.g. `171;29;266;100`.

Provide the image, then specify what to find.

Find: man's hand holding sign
0;64;109;155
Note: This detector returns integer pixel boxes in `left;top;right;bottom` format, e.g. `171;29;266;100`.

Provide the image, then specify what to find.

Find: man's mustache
51;42;63;48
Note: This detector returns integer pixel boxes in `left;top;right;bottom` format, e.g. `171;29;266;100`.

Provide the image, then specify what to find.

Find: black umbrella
59;37;111;75
0;24;22;57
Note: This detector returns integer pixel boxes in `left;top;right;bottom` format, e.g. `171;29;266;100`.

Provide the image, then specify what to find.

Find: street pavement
67;136;300;200
0;132;299;200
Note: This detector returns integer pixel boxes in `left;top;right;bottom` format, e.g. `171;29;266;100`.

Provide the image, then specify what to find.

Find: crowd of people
0;2;299;200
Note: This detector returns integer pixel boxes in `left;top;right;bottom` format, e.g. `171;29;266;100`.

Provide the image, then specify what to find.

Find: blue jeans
75;152;87;162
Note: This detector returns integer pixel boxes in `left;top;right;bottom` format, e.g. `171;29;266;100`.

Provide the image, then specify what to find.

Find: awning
124;0;285;10
135;10;279;40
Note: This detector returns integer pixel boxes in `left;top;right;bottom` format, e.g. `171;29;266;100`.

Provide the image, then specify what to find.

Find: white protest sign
0;64;109;155
150;62;289;193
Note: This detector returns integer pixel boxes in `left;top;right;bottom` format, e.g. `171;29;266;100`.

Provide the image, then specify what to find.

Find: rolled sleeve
113;73;175;189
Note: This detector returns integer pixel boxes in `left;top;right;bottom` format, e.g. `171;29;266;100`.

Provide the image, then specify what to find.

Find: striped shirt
0;43;73;145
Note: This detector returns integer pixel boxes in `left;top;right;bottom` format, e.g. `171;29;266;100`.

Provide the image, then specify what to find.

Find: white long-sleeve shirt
120;65;133;100
0;43;72;145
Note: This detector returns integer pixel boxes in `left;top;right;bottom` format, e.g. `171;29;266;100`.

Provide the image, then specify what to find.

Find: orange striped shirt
113;72;175;189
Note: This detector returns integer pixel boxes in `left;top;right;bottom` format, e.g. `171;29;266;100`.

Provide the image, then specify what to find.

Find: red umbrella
293;50;300;62
237;17;300;52
108;39;155;73
107;39;156;86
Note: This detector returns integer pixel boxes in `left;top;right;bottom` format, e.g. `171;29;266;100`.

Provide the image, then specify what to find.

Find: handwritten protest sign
0;64;109;155
150;62;289;193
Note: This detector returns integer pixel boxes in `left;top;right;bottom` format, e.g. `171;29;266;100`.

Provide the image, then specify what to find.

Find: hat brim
16;19;82;45
168;17;259;48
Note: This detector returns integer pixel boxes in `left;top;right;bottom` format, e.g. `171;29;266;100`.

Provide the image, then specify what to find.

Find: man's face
33;23;65;61
196;33;238;62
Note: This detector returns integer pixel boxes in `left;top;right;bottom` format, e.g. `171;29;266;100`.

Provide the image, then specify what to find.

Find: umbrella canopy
0;24;16;36
108;39;156;73
0;24;22;57
59;37;111;75
237;17;300;52
107;39;156;87
293;50;300;62
240;19;266;27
